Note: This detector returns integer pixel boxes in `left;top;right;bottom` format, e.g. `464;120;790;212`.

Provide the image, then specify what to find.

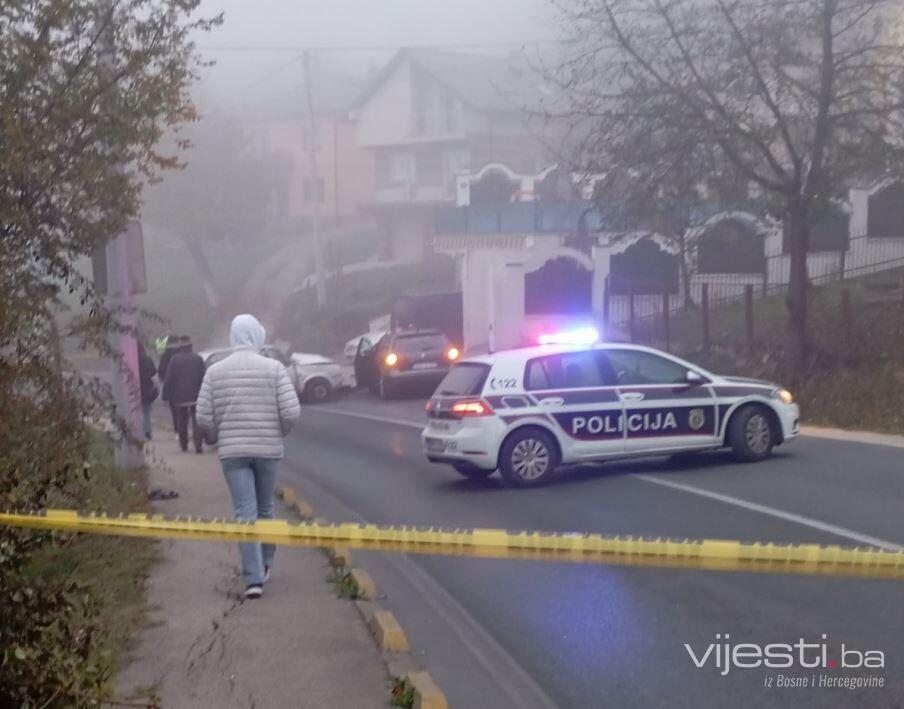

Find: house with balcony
350;48;549;262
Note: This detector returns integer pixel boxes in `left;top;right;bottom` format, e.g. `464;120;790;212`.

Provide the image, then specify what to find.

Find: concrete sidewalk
117;437;388;709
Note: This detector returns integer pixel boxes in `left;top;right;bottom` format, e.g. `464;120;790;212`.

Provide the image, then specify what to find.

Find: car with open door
357;329;460;399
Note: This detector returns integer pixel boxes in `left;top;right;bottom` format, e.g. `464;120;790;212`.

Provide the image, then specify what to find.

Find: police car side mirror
685;370;704;385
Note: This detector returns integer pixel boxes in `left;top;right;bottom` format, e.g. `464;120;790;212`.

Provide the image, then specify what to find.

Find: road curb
292;499;315;519
405;670;449;709
800;425;904;449
370;610;410;652
278;485;450;709
275;485;297;504
349;567;378;599
327;545;354;568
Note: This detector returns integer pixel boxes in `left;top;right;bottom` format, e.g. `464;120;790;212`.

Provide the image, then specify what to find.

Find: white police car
421;337;799;487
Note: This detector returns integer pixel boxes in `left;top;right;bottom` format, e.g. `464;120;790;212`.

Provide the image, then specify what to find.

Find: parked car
200;346;342;403
200;345;298;390
291;352;343;403
355;329;460;399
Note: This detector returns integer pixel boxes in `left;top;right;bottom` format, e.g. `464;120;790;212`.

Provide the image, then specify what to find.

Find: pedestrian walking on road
163;336;206;453
197;314;301;599
137;342;159;440
158;334;180;433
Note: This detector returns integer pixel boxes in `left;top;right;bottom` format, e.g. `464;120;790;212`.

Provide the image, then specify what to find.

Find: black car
355;329;460;399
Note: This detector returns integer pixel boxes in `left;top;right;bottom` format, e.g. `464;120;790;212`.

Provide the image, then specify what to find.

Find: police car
421;334;799;487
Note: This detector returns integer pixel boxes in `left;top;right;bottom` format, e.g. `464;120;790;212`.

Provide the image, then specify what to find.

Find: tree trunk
678;234;695;308
785;202;810;376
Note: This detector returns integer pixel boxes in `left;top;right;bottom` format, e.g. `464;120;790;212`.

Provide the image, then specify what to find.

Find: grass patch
25;433;158;700
629;268;904;433
390;676;415;708
329;570;361;600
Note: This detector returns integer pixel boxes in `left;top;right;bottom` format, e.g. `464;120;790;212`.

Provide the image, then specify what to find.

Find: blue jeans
221;457;279;586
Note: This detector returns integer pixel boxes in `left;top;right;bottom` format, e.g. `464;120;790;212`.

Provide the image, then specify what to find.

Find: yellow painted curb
349;567;377;599
291;500;315;519
329;546;354;568
370;610;409;653
276;485;297;504
407;671;448;709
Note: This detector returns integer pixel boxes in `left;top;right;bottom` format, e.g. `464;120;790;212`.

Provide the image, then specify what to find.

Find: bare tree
549;0;904;375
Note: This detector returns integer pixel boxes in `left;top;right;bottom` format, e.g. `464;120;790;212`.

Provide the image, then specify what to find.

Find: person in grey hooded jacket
197;314;301;598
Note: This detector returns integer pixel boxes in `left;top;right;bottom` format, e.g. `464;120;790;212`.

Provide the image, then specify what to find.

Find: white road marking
315;406;903;552
801;425;904;450
633;474;902;552
312;406;424;430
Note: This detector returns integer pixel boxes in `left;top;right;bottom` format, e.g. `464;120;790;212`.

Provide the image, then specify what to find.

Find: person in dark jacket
163;336;206;453
137;343;158;440
158;334;180;432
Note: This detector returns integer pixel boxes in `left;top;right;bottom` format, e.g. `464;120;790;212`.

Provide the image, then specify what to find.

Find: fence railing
603;247;904;353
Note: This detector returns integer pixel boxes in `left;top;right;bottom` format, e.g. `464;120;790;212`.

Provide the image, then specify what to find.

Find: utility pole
302;50;327;308
99;1;145;470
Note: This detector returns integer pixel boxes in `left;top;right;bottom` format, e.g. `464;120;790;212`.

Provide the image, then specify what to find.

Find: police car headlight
772;388;794;405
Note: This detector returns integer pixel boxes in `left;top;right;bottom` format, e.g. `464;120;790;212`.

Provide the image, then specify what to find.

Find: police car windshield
395;333;447;352
436;363;490;396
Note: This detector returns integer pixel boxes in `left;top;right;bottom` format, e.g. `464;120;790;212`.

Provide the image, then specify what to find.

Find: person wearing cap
162;335;206;453
196;314;301;599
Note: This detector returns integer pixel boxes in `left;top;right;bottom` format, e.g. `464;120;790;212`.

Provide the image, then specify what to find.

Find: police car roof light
538;327;600;346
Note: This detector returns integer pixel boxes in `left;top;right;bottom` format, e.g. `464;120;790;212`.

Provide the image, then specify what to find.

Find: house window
304;177;325;204
377;152;413;187
445;94;460;133
416;150;442;186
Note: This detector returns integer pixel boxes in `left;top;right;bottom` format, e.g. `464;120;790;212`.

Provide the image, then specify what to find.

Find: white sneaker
244;585;263;599
264;565;272;583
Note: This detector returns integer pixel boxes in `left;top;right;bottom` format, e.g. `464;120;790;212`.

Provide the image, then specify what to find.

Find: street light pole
99;1;145;470
302;50;327;308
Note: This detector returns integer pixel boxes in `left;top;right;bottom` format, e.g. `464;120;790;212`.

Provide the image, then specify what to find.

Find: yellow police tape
2;509;903;580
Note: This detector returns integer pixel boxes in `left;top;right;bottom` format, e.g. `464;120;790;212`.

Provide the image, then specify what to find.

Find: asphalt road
282;388;904;709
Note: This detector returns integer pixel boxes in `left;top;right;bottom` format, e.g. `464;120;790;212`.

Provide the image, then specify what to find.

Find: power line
199;39;567;53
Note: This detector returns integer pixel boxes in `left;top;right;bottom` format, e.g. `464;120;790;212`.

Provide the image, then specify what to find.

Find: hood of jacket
230;314;266;350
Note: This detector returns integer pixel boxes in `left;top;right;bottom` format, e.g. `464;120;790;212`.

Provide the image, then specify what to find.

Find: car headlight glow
773;388;794;405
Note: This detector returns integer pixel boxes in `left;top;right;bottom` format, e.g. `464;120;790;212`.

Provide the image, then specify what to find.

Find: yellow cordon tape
2;509;904;580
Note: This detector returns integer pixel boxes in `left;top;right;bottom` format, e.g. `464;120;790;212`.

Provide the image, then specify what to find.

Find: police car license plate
425;437;446;452
413;362;438;370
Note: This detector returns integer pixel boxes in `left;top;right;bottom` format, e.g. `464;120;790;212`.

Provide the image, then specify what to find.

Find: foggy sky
196;0;557;109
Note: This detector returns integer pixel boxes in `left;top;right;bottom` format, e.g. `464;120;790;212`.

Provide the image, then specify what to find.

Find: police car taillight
450;399;493;417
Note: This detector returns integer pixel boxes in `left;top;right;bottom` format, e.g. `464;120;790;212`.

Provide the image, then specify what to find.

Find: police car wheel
499;428;559;487
452;463;494;480
728;405;775;462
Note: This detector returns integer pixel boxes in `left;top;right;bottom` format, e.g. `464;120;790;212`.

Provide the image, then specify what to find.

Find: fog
197;0;557;108
138;0;561;353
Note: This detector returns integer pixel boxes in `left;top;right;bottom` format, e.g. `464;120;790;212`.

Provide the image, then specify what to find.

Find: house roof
352;47;547;114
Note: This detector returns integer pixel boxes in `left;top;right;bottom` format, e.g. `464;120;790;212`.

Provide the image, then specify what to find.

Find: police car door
524;349;625;461
604;348;718;453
